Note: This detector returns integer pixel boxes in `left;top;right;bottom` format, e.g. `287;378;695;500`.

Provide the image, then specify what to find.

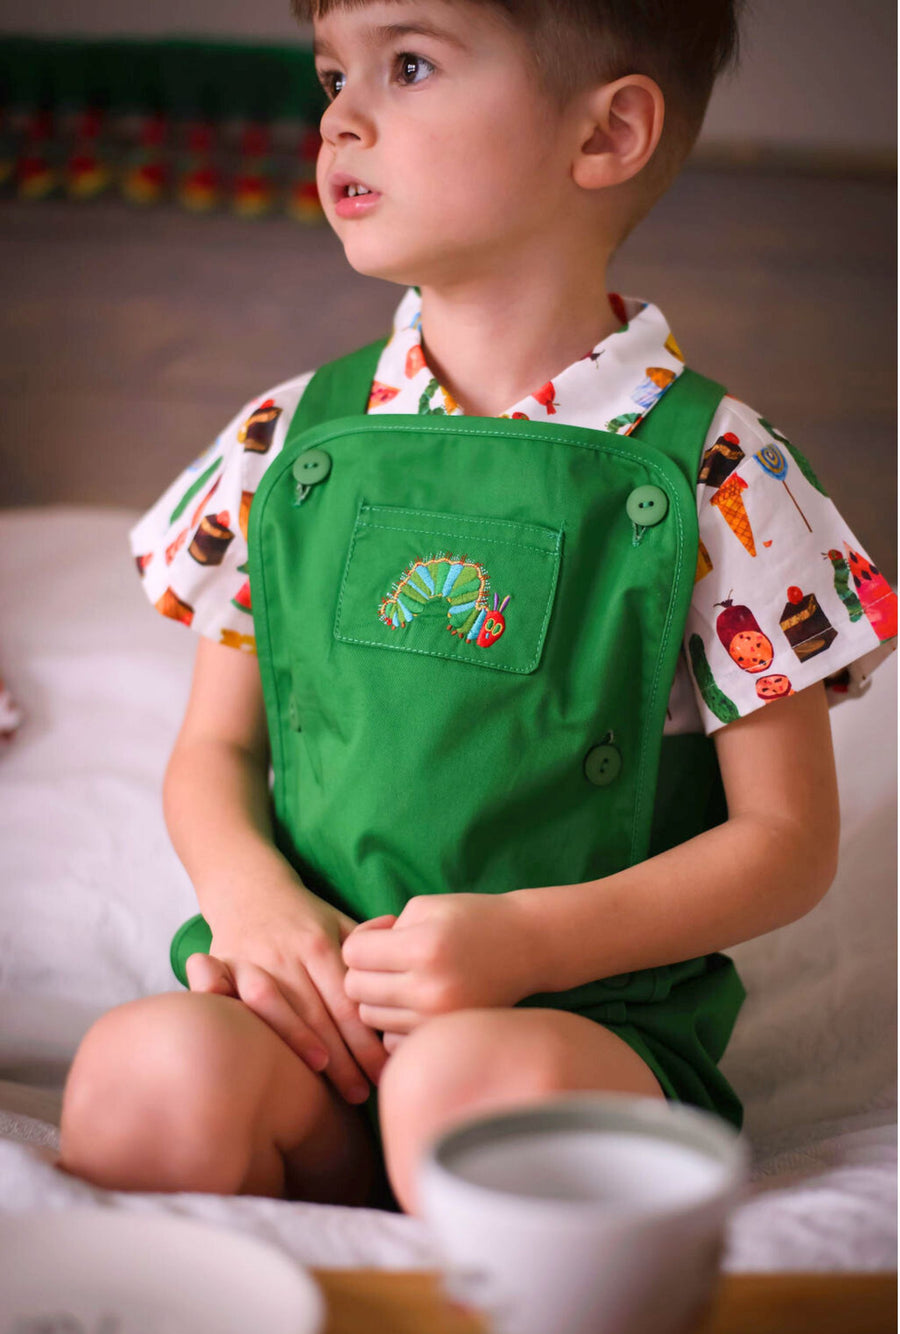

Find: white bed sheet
0;506;896;1271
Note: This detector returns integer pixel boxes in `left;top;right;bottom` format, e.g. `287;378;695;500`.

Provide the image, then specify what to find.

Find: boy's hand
184;883;389;1106
342;893;537;1041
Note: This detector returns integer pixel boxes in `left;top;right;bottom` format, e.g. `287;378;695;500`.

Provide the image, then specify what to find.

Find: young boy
59;0;895;1215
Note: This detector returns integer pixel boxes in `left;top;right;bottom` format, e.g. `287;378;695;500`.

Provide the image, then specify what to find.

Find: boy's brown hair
293;0;744;187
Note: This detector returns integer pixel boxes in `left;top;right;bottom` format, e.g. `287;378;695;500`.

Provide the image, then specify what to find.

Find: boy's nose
320;94;375;149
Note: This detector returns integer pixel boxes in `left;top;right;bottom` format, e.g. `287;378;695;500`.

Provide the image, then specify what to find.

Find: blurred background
0;0;896;579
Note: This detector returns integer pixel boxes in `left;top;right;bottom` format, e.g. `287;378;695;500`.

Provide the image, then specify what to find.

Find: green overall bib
170;338;746;1154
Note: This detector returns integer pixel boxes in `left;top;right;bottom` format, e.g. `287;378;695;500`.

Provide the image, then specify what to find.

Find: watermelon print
845;547;897;642
367;381;401;409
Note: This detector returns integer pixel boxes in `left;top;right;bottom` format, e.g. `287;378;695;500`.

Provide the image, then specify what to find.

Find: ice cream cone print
710;474;757;556
664;332;685;361
632;366;676;409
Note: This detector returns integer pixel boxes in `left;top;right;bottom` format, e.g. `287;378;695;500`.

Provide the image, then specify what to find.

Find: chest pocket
333;502;563;675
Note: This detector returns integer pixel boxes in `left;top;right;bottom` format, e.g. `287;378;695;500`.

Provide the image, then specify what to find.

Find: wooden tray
311;1269;897;1334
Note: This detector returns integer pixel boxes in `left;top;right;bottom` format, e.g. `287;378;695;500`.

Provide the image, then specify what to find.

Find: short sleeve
684;395;897;734
128;369;314;653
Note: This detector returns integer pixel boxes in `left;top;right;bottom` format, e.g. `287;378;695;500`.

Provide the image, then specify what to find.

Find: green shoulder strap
633;367;727;487
290;336;388;433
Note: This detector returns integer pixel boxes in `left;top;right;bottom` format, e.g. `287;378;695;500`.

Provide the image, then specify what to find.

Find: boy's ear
571;75;665;190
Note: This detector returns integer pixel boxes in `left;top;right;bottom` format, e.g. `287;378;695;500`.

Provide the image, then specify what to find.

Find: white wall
2;0;895;156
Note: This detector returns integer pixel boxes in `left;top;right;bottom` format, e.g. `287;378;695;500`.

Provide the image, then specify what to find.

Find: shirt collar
367;286;687;434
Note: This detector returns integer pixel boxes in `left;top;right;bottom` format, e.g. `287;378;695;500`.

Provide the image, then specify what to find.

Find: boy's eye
316;52;434;103
317;69;345;101
396;53;435;86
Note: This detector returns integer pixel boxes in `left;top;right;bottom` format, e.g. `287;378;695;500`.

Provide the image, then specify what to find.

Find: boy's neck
416;260;622;418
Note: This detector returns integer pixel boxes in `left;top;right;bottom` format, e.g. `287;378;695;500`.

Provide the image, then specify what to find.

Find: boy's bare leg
378;1007;665;1215
58;991;376;1205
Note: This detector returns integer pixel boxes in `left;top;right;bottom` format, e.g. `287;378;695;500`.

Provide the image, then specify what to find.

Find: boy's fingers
312;965;391;1088
243;962;377;1105
228;960;344;1084
357;1004;419;1034
185;952;237;996
342;922;406;970
351;914;398;933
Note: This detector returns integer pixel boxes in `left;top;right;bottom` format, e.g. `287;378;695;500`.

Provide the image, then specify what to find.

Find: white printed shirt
130;288;897;735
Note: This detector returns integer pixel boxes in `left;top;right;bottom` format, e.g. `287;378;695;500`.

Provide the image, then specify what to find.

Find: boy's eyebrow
313;21;470;60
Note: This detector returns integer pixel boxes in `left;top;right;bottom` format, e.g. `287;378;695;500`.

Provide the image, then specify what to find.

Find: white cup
418;1092;749;1334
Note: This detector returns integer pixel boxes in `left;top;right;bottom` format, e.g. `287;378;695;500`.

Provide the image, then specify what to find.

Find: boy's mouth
330;172;380;205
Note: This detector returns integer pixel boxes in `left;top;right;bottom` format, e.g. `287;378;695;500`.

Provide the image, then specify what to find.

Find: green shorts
171;917;744;1212
364;951;746;1213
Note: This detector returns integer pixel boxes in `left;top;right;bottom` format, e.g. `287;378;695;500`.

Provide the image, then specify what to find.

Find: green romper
170;337;747;1181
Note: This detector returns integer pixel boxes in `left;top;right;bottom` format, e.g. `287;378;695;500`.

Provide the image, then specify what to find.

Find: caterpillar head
476;593;510;648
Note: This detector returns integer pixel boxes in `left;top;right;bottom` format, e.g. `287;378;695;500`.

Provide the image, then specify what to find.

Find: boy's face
314;0;577;288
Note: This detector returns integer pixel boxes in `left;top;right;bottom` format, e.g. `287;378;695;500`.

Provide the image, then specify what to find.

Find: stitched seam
632;489;685;865
360;503;563;550
287;416;667;465
362;518;561;557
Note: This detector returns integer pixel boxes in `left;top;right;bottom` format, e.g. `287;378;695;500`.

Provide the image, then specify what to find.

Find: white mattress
0;506;896;1270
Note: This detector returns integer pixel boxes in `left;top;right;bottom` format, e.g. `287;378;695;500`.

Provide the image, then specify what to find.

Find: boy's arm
509;680;840;995
342;682;840;1030
163;636;388;1100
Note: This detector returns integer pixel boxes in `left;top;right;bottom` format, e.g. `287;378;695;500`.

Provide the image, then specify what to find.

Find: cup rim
420;1091;750;1220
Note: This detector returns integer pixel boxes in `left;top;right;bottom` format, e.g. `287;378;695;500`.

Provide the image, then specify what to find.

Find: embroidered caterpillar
378;553;511;646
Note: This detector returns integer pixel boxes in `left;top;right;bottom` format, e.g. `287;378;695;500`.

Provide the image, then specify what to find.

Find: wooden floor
1;164;895;580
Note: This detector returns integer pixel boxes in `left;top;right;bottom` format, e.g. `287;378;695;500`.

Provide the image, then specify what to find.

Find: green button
292;448;332;486
584;743;622;787
288;695;301;731
625;484;668;526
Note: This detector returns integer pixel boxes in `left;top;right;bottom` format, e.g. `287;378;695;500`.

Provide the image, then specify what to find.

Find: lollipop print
753;443;812;533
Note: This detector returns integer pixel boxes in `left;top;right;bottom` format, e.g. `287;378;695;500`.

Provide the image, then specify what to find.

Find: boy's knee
59;992;273;1193
380;1008;567;1123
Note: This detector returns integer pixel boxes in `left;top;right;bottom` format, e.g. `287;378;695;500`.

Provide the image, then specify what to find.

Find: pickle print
688;634;740;723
